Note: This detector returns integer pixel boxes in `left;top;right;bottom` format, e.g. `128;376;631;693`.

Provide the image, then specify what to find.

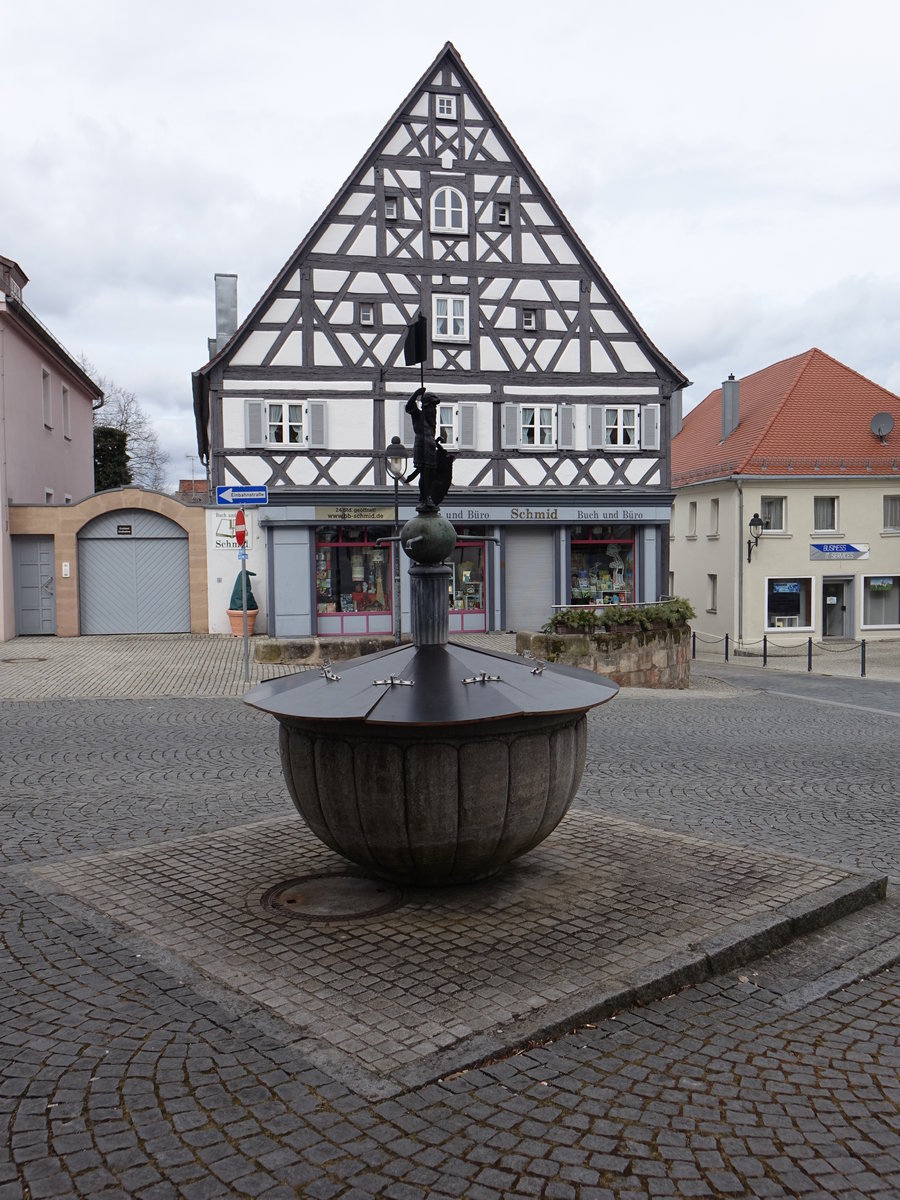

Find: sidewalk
0;632;521;701
691;632;900;682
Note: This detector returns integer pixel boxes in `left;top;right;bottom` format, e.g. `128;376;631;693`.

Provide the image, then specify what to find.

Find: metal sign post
235;510;250;683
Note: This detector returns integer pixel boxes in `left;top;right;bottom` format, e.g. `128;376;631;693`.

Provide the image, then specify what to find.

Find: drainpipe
737;477;744;643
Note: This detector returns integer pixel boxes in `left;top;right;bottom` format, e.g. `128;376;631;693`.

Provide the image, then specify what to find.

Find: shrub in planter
229;570;258;611
228;570;259;635
543;597;695;636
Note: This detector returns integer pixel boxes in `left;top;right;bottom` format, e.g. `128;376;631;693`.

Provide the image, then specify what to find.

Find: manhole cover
261;873;404;921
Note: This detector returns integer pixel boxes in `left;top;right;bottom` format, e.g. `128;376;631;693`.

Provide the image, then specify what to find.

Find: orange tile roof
672;348;900;484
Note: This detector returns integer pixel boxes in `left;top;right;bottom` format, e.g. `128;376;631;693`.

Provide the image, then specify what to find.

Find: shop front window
863;576;900;627
765;577;813;629
446;528;487;633
569;525;635;605
315;526;393;635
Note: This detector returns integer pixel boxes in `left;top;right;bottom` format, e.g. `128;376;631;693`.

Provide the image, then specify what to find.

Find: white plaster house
671;349;900;645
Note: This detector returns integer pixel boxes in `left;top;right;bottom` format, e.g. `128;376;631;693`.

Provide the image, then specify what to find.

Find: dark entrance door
822;579;850;637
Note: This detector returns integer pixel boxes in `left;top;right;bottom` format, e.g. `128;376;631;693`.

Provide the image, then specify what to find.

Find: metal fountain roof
244;641;617;727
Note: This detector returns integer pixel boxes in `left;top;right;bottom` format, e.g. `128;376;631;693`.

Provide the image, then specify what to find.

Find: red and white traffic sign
234;509;246;547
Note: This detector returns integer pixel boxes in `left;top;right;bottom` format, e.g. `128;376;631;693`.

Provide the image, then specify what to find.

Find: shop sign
315;506;393;521
214;511;252;550
810;542;869;560
441;504;672;523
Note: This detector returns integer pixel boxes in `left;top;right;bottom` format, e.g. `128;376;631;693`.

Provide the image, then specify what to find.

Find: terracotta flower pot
227;609;257;636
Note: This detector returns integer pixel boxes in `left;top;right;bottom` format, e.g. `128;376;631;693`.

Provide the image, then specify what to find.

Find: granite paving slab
26;808;883;1099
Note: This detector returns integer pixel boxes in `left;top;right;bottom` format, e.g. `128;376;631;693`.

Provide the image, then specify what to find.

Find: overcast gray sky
6;0;899;489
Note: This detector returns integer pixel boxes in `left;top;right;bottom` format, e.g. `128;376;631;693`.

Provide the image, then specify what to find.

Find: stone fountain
245;398;618;885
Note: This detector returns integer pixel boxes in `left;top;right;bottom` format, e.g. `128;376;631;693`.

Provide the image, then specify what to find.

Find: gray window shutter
400;400;414;447
307;401;327;448
458;403;477;450
501;403;518;450
558;404;575;450
587;404;604;450
641;404;660;451
246;399;265;446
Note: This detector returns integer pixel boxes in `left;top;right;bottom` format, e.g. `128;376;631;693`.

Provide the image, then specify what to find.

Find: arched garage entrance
78;508;190;634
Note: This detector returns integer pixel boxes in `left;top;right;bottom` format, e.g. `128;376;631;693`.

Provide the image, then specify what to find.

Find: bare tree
82;358;170;490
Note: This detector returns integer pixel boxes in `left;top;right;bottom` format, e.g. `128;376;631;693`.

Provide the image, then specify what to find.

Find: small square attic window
436;94;456;119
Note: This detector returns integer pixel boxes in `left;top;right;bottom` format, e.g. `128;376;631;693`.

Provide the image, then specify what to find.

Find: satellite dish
871;413;895;442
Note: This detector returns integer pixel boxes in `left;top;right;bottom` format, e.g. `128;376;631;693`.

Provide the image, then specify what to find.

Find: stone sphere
277;712;587;885
400;512;457;564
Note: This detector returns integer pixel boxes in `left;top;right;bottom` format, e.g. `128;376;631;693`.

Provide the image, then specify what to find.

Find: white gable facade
195;44;687;637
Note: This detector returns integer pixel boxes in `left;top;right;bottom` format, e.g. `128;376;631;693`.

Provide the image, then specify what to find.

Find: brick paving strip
25;808;884;1100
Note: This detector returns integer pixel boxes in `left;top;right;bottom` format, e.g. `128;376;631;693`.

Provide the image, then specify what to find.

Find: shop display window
862;576;900;627
569;525;635;605
765;577;813;629
315;527;392;629
447;538;485;613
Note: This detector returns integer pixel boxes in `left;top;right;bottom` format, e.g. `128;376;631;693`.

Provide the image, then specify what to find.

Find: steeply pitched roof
672;348;900;484
197;41;687;389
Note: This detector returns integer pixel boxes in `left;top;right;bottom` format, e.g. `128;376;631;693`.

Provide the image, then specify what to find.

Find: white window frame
434;401;477;451
520;405;556;449
813;495;838;532
436;94;456;119
883;494;900;531
62;384;71;439
601;405;638;449
707;574;718;613
432;294;469;342
761;495;786;533
384;195;399;220
687;501;697;538
246;399;326;449
522;308;538;331
42;367;52;428
430;185;468;234
496;201;510;226
437;403;457;446
268;401;304;445
358;302;376;326
709;497;719;536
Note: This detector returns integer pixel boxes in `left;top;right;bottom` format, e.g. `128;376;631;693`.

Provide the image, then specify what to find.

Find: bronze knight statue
405;387;453;511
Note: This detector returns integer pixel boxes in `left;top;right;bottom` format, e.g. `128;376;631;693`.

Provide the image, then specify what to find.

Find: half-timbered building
193;42;688;637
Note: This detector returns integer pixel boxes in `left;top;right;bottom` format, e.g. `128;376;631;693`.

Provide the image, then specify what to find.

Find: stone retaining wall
516;625;692;689
254;636;401;666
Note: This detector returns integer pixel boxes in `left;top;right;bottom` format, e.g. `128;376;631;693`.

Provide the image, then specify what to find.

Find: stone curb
390;871;888;1092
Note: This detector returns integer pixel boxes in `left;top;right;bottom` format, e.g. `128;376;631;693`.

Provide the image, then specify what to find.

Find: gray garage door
78;509;190;634
504;528;555;632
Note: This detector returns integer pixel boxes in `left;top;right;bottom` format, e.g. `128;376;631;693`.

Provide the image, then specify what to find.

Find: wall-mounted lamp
747;512;764;563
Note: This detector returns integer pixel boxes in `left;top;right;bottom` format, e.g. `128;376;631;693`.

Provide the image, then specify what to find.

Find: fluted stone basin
246;640;617;885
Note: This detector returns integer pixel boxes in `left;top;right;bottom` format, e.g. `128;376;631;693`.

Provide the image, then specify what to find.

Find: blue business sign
216;485;269;505
810;542;869;560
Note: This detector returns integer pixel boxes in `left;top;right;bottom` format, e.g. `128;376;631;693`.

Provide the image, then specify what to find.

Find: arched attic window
431;185;468;235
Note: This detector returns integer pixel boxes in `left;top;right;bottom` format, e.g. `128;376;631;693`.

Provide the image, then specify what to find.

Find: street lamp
385;436;409;643
747;512;764;563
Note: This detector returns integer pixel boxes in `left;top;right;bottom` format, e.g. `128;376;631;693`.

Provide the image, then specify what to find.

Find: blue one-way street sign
216;485;269;505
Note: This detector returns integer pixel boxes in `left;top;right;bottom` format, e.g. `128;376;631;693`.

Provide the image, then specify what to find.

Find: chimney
211;273;238;356
722;373;740;439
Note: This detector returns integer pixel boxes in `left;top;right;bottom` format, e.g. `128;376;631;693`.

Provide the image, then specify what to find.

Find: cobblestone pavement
1;637;899;1197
